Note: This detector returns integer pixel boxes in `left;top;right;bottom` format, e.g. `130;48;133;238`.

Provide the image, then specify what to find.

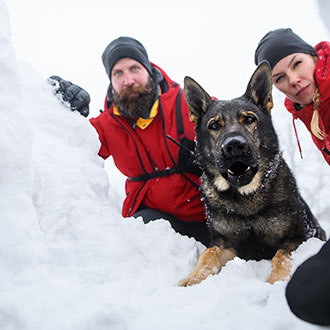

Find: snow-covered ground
1;0;330;329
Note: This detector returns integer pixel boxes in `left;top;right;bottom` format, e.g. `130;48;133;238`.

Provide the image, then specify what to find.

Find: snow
1;1;330;329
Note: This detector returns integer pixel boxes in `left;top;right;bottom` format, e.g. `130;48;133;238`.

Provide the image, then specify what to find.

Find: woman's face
271;53;317;106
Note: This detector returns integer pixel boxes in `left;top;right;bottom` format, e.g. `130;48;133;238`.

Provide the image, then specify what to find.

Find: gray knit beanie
102;36;152;79
254;28;317;69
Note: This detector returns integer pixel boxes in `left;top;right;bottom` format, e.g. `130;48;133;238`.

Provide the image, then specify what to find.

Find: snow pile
0;1;329;329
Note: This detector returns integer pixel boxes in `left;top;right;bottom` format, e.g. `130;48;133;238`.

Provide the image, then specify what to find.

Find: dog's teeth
228;169;234;175
245;166;251;173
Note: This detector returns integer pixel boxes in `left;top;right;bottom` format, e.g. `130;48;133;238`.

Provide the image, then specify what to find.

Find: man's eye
243;114;256;125
208;120;221;131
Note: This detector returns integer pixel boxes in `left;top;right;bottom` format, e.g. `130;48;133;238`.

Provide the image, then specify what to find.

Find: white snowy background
1;0;330;329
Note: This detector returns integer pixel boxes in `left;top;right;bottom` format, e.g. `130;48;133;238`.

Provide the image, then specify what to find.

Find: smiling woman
255;28;330;166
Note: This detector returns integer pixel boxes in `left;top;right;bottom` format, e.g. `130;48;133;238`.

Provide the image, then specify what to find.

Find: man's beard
113;78;157;119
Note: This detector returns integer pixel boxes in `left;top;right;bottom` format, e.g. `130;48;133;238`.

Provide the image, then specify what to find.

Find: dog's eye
243;115;257;125
208;120;221;131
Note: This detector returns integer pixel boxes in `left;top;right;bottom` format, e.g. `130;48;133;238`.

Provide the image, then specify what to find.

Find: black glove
48;76;90;117
177;137;202;177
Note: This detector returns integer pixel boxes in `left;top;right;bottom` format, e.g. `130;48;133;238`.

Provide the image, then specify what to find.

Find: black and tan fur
179;61;326;286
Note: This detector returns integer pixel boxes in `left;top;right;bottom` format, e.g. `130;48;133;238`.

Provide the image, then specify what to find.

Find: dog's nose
221;136;249;158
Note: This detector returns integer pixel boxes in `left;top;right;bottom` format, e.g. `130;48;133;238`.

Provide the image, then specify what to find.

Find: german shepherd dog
179;61;326;286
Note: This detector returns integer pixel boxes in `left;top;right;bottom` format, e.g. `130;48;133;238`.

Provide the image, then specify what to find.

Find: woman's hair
311;89;326;140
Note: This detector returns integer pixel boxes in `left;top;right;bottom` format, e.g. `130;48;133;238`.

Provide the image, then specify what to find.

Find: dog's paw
267;267;291;284
178;246;232;287
267;249;292;284
178;265;217;287
178;276;199;287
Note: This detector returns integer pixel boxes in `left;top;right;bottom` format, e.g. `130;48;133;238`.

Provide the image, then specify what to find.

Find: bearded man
49;37;209;246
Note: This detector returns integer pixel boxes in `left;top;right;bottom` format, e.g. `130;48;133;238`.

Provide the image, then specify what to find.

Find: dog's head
184;61;280;195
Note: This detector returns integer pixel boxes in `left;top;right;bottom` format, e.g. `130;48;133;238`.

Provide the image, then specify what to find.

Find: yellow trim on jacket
113;99;159;129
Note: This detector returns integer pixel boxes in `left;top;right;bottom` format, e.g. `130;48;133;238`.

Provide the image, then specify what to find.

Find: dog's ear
184;76;212;126
244;61;273;114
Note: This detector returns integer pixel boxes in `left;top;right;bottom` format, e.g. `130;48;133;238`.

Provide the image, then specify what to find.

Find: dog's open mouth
221;161;258;187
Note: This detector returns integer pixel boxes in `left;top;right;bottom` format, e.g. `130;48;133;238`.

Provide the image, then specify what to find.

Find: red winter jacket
90;64;206;222
285;41;330;165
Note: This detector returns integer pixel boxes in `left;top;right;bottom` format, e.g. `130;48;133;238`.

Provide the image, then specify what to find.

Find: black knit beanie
102;36;152;79
254;28;317;69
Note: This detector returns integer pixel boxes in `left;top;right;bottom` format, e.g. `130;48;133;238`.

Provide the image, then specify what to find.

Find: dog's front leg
178;246;236;286
267;249;292;284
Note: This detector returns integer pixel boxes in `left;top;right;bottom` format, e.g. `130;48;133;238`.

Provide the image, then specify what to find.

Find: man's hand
48;76;90;117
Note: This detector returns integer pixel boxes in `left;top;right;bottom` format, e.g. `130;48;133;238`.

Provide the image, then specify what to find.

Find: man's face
111;58;156;119
111;58;150;94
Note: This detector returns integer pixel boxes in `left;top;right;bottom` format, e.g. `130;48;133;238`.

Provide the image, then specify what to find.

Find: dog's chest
211;215;287;260
212;217;276;239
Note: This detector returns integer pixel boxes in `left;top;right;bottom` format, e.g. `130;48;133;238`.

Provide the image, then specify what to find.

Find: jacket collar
113;98;159;129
